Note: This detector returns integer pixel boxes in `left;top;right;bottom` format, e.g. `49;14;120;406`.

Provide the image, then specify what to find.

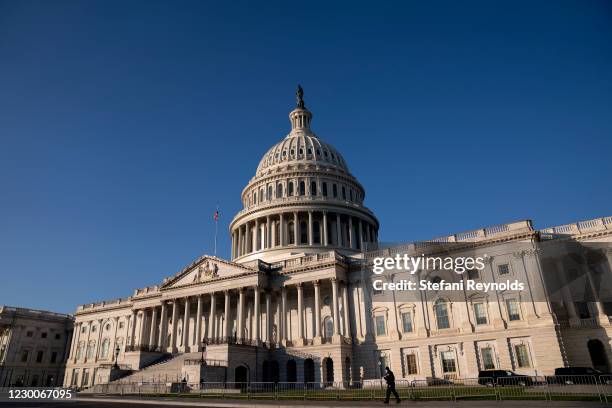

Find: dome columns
231;209;378;261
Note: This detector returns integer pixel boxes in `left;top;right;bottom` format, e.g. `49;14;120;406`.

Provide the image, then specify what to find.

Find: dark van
478;370;533;386
552;367;610;384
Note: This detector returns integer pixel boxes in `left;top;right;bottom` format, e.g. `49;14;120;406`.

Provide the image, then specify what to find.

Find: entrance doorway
588;339;610;372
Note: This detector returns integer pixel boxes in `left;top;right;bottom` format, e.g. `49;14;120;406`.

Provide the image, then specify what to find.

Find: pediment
161;255;257;289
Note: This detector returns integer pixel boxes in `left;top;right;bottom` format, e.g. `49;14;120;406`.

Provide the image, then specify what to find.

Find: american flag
214;210;219;221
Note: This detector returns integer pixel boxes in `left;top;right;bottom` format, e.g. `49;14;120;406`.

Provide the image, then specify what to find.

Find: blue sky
0;0;610;313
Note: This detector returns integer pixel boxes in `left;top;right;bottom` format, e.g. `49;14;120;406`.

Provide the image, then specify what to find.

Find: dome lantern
289;85;312;132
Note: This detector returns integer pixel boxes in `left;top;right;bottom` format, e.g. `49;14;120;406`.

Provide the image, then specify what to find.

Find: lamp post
113;346;120;369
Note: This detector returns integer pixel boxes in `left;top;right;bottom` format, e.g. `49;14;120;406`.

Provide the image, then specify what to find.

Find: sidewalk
73;396;608;407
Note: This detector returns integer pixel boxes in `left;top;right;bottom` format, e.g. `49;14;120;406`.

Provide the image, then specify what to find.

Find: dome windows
288;181;294;196
277;184;283;198
322;182;328;197
310;181;317;196
299;181;306;196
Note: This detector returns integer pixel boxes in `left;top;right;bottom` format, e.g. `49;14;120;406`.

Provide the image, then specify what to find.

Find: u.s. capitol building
62;89;612;388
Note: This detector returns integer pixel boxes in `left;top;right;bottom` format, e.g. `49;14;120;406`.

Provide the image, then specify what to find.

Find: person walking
383;366;401;404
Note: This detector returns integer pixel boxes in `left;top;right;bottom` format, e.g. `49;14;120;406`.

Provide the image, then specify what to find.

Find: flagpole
214;204;219;256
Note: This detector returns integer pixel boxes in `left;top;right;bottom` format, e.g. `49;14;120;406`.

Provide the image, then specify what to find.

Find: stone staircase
117;352;203;384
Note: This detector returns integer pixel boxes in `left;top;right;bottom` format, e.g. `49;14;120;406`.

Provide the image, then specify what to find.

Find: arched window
435;299;450;329
288;182;294;196
276;184;283;198
324;316;334;338
253;192;257;204
288;222;295;245
313;221;320;244
267;186;272;200
300;221;308;244
350;190;354;202
342;186;346;200
299;181;305;196
322;182;328;197
310;181;317;196
333;184;338;198
260;188;264;201
100;339;110;359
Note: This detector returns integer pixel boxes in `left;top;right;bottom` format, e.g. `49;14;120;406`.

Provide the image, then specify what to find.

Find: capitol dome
230;86;379;264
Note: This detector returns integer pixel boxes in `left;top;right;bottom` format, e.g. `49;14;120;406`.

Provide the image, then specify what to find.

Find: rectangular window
50;351;58;364
21;350;29;362
514;344;531;368
26;331;33;337
41;332;47;339
401;312;413;333
55;333;61;340
375;315;386;336
406;354;418;375
473;303;488;325
71;369;79;386
82;368;89;387
498;264;510;275
506;300;521;321
467;269;480;280
333;184;337;198
36;350;44;363
119;322;125;329
441;351;457;373
481;347;495;370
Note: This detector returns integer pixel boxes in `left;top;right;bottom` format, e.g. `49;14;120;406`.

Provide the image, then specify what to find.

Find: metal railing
81;375;612;402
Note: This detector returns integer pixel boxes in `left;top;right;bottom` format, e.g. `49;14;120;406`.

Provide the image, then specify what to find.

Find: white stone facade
62;90;612;388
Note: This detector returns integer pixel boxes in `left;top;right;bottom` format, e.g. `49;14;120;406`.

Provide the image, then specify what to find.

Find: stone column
139;310;148;347
323;212;328;246
158;302;167;349
182;297;190;351
195;295;202;348
245;223;250;253
314;280;322;343
254;287;261;342
342;282;350;337
69;323;80;360
254;218;260;251
208;293;216;340
237;288;245;339
358;220;364;250
224;290;231;338
281;287;287;345
110;317;120;361
308;211;314;245
265;291;272;342
129;310;137;348
556;259;579;325
332;278;340;337
279;213;285;246
170;301;178;352
336;214;342;246
297;283;304;343
293;212;299;245
148;307;157;349
266;215;271;249
348;216;354;249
